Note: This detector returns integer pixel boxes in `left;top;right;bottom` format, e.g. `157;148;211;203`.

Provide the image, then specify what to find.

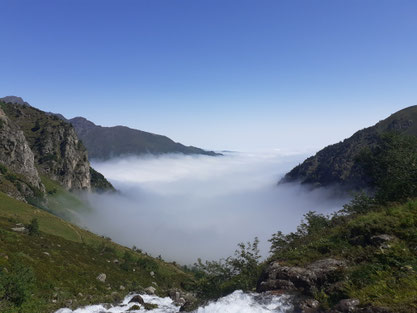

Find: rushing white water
55;291;293;313
196;291;293;313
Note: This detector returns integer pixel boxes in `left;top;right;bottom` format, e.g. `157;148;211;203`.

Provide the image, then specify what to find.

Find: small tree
27;218;39;236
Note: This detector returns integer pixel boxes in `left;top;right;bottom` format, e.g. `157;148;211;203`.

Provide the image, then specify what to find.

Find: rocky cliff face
0;107;43;200
1;101;91;191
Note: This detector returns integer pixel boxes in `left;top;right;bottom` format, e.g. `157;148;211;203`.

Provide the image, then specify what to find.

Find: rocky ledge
258;258;391;313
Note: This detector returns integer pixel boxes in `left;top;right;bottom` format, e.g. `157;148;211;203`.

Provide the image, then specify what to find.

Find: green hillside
0;192;193;313
282;105;417;190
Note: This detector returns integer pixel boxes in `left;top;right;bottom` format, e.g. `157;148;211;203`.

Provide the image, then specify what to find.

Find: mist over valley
78;152;348;263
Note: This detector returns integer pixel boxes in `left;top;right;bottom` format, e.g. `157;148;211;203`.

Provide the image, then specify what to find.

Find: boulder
128;295;145;305
257;258;347;295
294;297;321;313
96;273;106;283
144;286;156;295
11;227;27;232
335;299;360;313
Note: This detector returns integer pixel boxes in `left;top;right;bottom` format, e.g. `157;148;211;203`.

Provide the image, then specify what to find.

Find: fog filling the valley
79;152;348;264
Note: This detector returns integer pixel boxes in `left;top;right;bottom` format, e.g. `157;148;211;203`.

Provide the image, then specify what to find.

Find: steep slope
70;117;221;160
1;102;91;190
0;107;44;201
0;191;193;312
282;105;417;189
0;98;114;194
258;198;417;313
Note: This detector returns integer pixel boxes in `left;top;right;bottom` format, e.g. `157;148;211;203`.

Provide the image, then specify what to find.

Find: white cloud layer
78;152;348;264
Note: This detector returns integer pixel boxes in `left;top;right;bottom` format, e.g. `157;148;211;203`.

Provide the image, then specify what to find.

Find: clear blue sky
1;0;416;152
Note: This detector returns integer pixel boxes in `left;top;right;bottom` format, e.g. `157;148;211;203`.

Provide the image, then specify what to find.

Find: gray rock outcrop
0;107;44;200
257;258;347;295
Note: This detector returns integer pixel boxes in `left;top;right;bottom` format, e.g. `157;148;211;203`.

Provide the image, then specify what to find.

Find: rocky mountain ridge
0;96;114;201
69;116;221;160
282;105;417;190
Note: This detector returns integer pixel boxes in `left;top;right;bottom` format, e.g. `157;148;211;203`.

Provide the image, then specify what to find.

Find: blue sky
1;0;417;152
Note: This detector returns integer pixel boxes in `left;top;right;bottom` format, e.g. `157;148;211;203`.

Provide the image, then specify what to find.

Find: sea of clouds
77;151;348;264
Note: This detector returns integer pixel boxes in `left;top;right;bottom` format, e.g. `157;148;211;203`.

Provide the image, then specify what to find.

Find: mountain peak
0;96;30;106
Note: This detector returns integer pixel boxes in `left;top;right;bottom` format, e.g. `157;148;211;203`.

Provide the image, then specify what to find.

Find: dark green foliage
90;167;115;192
192;238;261;299
121;251;135;271
0;260;36;308
27;218;39;236
283;105;417;190
31;120;40;132
136;258;159;272
268;195;417;312
0;163;7;175
341;192;376;215
143;303;158;310
269;211;331;257
357;132;417;203
5;173;17;183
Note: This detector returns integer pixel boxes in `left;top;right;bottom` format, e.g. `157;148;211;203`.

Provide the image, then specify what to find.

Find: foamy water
55;291;293;313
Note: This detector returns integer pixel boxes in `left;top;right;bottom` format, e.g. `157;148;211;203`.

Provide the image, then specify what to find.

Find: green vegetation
189;237;262;300
266;197;417;312
40;175;91;221
0;260;37;312
27;218;39;236
283;105;417;190
357;132;417;203
0;191;192;312
90;167;115;193
267;133;417;312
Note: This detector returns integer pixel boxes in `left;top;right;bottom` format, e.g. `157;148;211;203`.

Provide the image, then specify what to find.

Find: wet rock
180;300;200;312
96;273;106;283
144;303;158;310
128;305;140;311
335;299;360;312
294;297;320;313
129;295;145;305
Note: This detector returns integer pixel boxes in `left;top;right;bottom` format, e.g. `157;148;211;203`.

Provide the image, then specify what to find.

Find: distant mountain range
282;105;417;190
69;117;221;160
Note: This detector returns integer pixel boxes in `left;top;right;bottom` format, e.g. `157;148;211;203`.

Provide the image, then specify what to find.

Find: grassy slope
0;192;193;312
269;200;417;312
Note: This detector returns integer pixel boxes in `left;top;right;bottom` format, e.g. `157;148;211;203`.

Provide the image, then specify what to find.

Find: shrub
357;132;417;203
192;237;261;299
27;218;40;236
0;261;36;307
0;163;7;175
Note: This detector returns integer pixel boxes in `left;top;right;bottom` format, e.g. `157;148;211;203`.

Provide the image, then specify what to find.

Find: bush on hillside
357;132;417;203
